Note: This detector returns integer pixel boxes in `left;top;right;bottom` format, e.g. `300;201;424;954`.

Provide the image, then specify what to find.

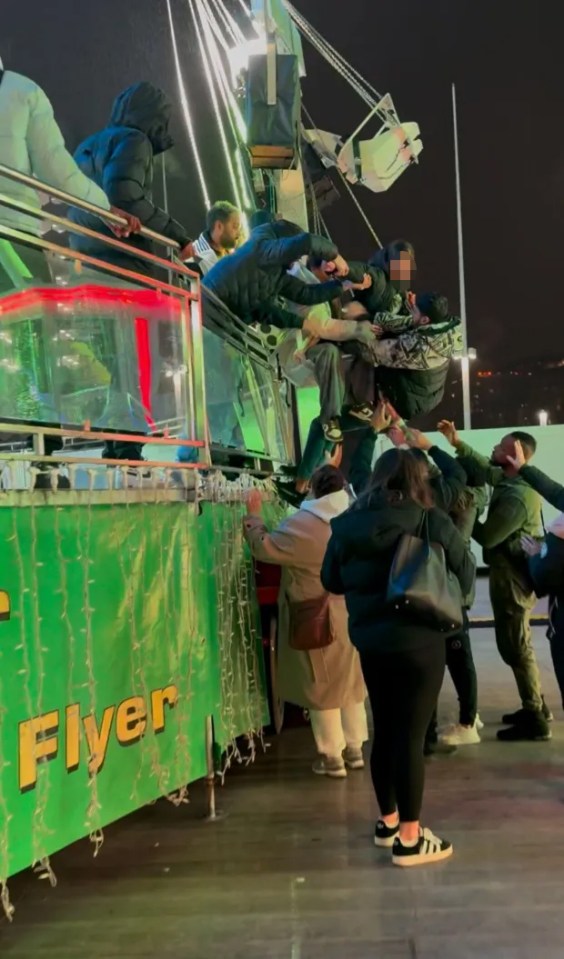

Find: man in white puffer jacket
0;57;111;242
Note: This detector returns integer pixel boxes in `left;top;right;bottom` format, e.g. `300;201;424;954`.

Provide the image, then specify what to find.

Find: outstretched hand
438;419;460;448
505;439;526;472
371;400;393;434
246;489;263;516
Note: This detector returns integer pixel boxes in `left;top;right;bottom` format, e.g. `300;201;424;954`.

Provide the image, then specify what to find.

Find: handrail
0;162;180;251
0;191;199;282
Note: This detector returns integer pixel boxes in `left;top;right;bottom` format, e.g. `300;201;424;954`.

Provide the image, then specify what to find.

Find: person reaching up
439;420;551;742
504;440;564;713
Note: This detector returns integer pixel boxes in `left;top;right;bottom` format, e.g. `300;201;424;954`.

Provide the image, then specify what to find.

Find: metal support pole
205;715;217;821
452;83;471;431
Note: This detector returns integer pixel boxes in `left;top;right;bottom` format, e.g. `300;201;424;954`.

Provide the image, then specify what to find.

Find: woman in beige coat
244;466;368;778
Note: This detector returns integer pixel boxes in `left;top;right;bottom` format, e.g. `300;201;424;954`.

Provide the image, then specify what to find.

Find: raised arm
243;515;301;566
520;465;564;513
279;273;343;306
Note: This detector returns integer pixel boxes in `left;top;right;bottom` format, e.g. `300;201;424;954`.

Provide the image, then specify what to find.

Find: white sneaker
439;721;481;747
476;713;484;731
312;756;347;779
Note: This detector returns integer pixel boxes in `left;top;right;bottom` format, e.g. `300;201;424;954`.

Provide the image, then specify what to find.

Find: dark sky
3;0;563;375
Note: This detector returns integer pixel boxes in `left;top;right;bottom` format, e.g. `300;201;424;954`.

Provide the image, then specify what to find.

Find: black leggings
427;611;478;740
360;642;446;822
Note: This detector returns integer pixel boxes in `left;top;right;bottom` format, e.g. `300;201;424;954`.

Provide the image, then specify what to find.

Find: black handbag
386;512;465;632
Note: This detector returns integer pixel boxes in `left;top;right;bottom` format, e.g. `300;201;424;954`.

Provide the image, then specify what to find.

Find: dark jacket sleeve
256;233;338;267
528;537;564;597
428;446;467;513
348;429;378;496
103;130;191;246
521;465;564;513
252;302;303;330
472;495;527;549
320;533;345;595
433;510;476;598
279;273;343;306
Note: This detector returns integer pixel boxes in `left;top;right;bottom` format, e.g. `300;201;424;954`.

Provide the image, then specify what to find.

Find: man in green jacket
439;421;550;742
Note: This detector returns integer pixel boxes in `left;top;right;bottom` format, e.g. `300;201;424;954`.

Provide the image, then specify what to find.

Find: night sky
3;0;563;421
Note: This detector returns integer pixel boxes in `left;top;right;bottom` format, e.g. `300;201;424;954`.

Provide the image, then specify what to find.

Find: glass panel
202;325;292;463
0;239;194;441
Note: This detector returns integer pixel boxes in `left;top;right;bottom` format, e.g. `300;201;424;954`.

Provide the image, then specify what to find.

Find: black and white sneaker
322;419;343;443
392;828;453;867
374;819;400;848
502;696;553;725
349;403;374;423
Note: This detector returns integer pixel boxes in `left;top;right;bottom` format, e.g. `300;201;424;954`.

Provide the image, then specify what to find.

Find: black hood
109;82;174;154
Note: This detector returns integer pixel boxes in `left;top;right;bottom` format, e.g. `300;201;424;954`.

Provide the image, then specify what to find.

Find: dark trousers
103;440;145;462
426;610;478;741
307;342;345;425
360;642;446;822
489;566;541;712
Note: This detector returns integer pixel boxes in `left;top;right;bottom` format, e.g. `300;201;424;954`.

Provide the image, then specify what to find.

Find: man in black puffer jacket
69;82;194;273
203;218;349;329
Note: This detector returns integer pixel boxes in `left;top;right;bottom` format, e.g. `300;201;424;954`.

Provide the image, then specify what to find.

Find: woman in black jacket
321;449;475;867
507;442;564;708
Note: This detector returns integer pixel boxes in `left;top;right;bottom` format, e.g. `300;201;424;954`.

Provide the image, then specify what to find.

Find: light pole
452;82;472;430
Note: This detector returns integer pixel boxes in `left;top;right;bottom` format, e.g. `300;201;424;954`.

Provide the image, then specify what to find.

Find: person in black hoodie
506;441;564;709
321;448;474;867
69;82;195;464
69;82;194;273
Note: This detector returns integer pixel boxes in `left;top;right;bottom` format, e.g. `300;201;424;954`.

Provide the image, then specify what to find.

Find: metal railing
0;164;297;478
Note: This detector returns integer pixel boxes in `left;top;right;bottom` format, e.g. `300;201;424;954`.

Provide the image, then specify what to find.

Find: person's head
306;255;329;282
310;464;346;500
206;201;241;251
492;431;537;470
368;239;416;285
416;292;449;326
110;82;173;154
360;448;434;509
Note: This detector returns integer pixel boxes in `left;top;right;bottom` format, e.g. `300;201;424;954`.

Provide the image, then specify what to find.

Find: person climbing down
203;216;350;332
278;258;376;444
343;292;463;420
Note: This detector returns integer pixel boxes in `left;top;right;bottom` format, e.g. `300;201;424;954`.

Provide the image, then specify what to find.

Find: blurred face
492;435;518;466
215;213;241;250
389;250;414;283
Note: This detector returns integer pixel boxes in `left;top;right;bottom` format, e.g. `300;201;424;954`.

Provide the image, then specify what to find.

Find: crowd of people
243;410;562;867
2;60;561;870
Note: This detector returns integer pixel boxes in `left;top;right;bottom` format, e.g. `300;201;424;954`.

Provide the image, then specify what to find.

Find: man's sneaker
374;819;400;848
439;721;481;747
349;403;374;423
321;419;343;444
502;697;553;726
497;713;551;742
343;747;365;770
312;756;347;779
392;828;453;867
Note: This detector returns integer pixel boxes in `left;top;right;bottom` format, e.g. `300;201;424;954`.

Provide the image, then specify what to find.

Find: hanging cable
283;0;382;108
190;0;244;210
199;0;254;208
166;0;210;209
302;104;382;248
208;0;247;44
